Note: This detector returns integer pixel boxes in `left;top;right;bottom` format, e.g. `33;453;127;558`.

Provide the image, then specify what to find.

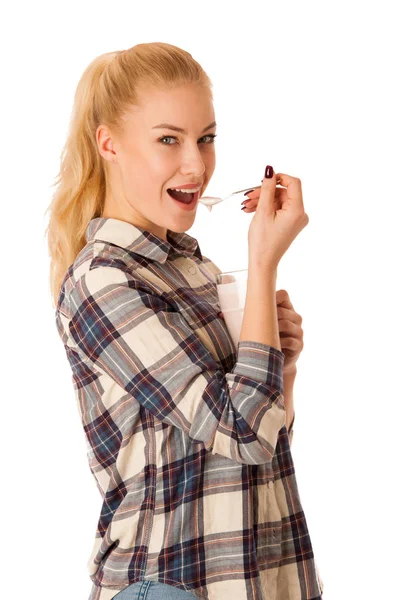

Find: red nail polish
265;165;273;178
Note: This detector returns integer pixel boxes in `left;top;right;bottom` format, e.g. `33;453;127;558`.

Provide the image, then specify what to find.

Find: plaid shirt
55;216;324;600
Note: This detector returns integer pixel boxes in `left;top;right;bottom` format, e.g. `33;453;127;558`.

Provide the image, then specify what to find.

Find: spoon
198;184;262;212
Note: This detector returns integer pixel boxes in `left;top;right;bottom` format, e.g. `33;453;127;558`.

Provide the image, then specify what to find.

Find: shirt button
188;266;197;275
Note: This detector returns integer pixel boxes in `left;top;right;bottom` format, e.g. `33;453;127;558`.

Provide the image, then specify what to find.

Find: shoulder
57;240;135;315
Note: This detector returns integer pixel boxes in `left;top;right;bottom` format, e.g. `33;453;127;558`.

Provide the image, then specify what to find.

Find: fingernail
241;199;250;205
243;189;254;196
265;165;273;178
241;206;247;211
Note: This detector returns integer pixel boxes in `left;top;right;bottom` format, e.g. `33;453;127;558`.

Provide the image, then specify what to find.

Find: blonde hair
44;42;213;308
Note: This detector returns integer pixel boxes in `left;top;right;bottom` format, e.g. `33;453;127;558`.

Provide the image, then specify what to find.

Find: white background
1;1;399;598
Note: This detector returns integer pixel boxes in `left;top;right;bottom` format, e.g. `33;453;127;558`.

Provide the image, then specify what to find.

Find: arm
239;260;295;447
66;266;287;466
283;370;296;447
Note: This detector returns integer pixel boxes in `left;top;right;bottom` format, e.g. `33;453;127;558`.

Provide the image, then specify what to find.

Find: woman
46;42;324;600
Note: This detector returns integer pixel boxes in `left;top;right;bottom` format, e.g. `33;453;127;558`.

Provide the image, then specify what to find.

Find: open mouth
167;188;200;204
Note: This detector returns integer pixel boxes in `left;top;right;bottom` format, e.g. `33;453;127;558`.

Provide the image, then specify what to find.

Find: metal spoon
198;184;262;212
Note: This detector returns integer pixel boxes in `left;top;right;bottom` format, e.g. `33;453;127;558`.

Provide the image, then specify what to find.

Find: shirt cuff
232;341;285;395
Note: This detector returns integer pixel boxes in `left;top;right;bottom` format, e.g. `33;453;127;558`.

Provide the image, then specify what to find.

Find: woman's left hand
276;289;304;375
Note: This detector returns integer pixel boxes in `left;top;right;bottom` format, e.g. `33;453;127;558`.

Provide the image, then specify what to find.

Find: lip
168;183;203;190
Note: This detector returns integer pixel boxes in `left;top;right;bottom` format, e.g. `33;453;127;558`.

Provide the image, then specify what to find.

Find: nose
179;145;207;178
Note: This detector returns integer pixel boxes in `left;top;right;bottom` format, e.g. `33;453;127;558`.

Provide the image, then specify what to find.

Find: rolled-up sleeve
67;266;288;465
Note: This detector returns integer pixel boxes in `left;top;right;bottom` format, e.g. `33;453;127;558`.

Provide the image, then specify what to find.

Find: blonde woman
46;42;324;600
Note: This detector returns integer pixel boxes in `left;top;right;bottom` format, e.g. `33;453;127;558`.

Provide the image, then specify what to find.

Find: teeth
170;186;201;193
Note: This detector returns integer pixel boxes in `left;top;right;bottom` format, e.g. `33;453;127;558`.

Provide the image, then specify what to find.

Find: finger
241;200;255;211
244;186;286;200
276;289;294;309
278;319;301;337
273;172;305;212
280;337;302;352
257;167;278;215
277;306;302;324
242;188;287;210
241;197;277;211
243;185;262;198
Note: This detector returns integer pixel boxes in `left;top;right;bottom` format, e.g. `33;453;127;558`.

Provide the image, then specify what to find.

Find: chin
171;214;196;228
170;222;194;233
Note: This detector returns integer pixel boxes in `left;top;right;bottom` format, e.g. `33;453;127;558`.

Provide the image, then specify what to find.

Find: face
97;83;217;241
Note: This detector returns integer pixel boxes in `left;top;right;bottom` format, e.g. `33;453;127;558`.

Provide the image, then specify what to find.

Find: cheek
205;151;216;171
121;150;162;186
131;149;173;184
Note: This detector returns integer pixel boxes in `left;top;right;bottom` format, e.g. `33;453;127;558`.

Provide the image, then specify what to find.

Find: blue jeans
113;580;197;599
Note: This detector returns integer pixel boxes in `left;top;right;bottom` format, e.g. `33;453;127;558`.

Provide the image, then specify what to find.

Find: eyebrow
152;121;217;135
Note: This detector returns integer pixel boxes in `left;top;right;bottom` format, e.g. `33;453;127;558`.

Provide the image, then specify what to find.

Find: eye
158;134;217;146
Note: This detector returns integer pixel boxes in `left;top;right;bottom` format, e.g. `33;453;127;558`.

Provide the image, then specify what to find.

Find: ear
96;124;116;163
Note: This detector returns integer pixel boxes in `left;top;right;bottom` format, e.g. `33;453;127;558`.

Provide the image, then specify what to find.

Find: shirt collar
85;217;203;264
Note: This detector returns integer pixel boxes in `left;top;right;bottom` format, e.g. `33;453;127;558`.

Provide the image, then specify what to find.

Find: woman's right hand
246;167;309;270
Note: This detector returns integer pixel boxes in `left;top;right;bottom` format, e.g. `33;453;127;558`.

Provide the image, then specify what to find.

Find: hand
241;185;265;211
245;172;309;271
276;289;304;375
241;182;285;213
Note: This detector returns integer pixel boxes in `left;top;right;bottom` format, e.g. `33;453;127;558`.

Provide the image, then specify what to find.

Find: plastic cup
216;268;248;347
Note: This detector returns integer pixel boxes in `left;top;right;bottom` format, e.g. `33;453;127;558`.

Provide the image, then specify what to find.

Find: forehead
122;84;214;130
